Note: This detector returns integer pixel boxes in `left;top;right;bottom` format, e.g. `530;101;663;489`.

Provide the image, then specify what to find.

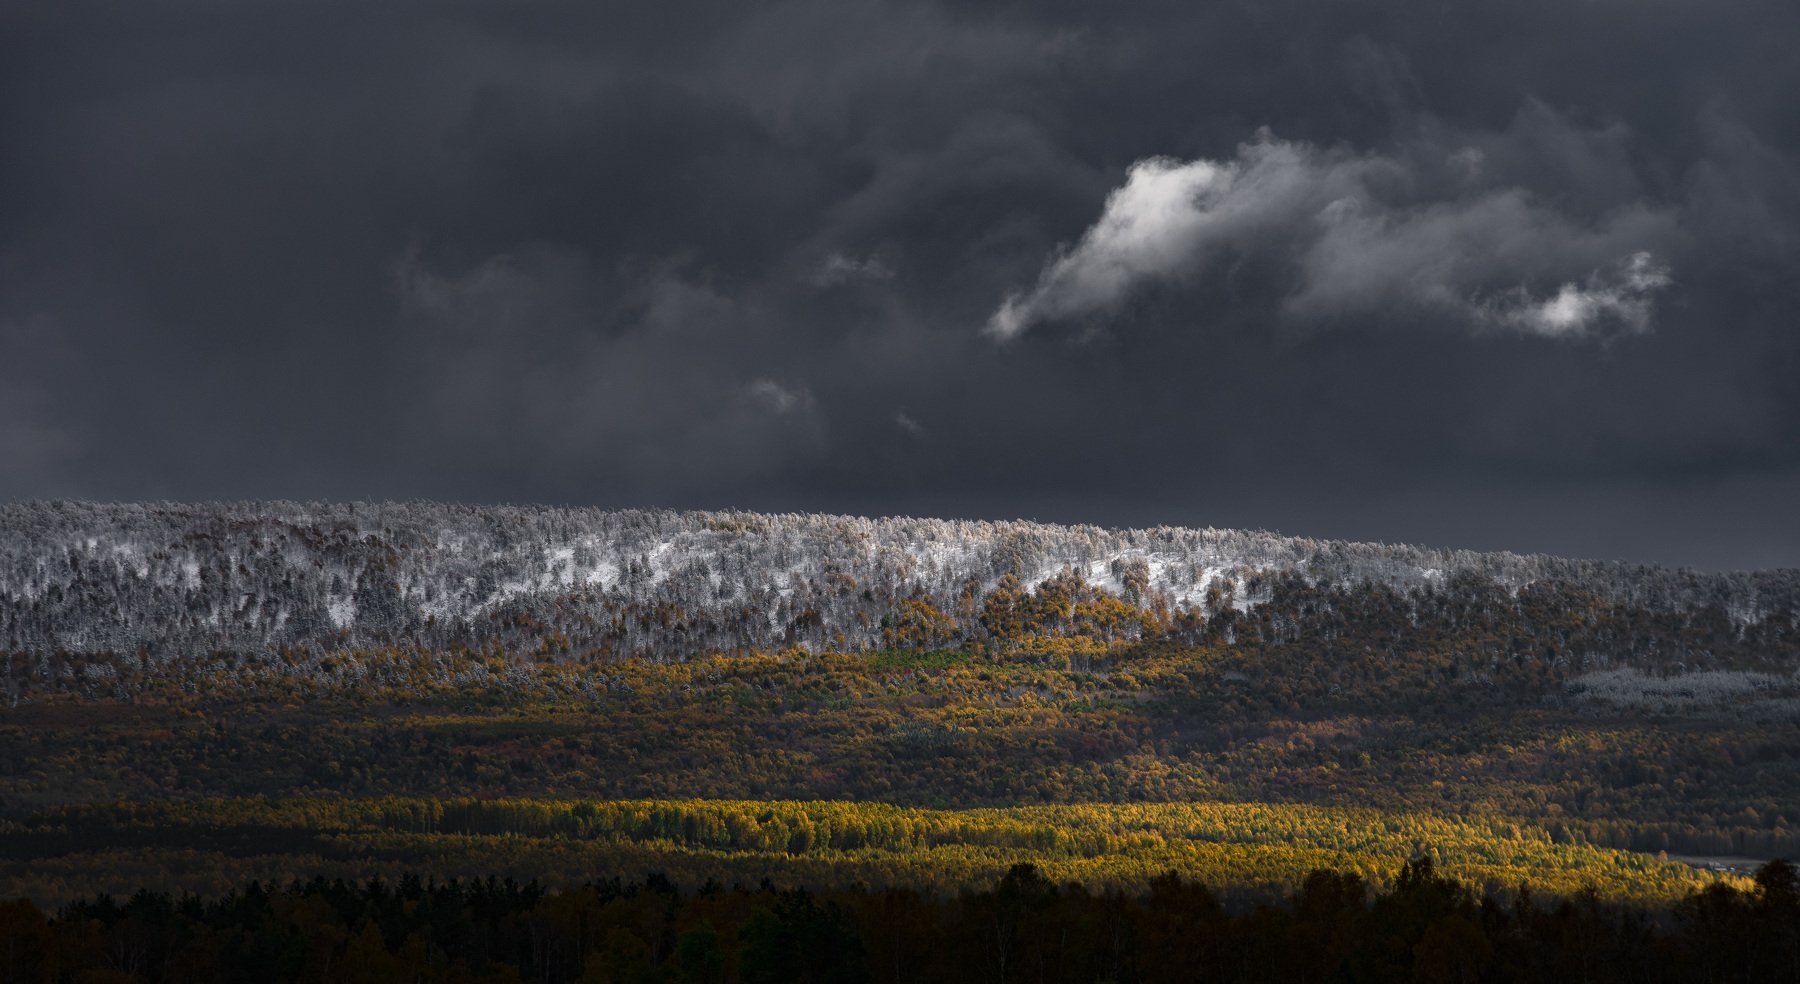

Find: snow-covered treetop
1;500;1794;658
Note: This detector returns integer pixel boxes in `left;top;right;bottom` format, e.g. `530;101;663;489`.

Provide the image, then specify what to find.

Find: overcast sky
4;0;1799;570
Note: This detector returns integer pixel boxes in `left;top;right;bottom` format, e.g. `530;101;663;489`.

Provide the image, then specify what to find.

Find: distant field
0;796;1730;908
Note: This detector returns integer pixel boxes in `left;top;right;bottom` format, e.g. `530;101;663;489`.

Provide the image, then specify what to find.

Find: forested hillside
4;501;1799;695
3;501;1799;920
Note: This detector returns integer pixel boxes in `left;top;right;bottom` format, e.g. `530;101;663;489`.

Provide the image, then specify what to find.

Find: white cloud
1483;251;1673;338
808;252;895;287
894;410;927;438
985;149;1285;338
988;130;1677;341
745;378;814;414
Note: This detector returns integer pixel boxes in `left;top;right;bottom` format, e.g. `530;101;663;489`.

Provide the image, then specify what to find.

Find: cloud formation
745;378;815;414
1482;251;1672;338
988;133;1677;341
894;411;927;439
807;252;895;287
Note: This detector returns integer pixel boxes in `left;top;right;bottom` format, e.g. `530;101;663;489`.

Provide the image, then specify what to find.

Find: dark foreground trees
3;858;1798;984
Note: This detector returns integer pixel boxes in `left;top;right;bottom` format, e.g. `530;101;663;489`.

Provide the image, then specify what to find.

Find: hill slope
4;500;1797;666
3;501;1800;903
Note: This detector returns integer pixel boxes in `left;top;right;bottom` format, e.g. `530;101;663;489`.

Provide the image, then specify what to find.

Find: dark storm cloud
3;0;1799;568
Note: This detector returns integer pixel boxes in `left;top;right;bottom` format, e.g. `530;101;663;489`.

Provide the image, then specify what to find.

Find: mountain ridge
4;499;1798;666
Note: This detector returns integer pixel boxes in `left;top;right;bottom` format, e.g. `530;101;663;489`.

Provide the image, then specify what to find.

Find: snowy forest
4;500;1798;675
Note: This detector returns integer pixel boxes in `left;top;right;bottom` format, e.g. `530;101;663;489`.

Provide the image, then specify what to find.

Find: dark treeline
3;857;1798;984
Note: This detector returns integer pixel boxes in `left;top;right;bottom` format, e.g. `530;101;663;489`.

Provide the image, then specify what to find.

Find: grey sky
3;0;1798;570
